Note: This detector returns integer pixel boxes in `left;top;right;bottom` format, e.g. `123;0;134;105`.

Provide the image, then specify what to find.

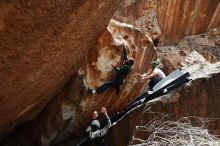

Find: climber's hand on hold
133;73;143;79
101;107;107;116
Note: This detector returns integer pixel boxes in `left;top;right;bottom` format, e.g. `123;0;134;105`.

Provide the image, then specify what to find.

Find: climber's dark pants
96;79;123;94
149;76;163;90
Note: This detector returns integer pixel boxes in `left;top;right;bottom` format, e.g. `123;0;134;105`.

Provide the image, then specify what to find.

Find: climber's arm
123;46;129;61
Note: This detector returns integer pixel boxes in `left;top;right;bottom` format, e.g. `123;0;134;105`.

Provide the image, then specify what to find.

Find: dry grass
129;106;220;146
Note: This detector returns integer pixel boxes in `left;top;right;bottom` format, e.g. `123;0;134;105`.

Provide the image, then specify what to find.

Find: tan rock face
0;0;122;139
131;63;220;144
157;27;220;74
82;20;157;116
180;27;220;63
40;20;156;145
114;0;220;44
114;0;161;41
103;48;220;146
104;104;145;146
157;0;220;43
102;23;220;144
0;0;219;145
0;20;157;145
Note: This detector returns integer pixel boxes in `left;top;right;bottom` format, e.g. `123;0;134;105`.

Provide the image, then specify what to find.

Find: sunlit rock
0;0;122;142
114;0;220;44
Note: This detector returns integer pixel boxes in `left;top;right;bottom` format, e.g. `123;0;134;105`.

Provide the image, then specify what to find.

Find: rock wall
128;27;220;145
0;19;157;145
157;27;220;73
157;0;220;44
0;0;122;140
104;104;145;146
131;63;220;144
113;0;161;41
37;20;157;145
113;0;220;44
103;46;220;146
0;0;219;145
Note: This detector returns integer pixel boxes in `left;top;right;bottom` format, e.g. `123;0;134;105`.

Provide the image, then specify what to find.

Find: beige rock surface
114;0;220;44
0;0;219;145
103;46;220;146
0;20;157;145
0;0;122;139
114;0;161;41
157;27;220;73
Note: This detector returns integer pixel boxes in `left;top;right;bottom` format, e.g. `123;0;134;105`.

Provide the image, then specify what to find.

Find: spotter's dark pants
149;76;163;90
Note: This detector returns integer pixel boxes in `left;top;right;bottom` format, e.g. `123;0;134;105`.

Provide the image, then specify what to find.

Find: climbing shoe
88;88;96;94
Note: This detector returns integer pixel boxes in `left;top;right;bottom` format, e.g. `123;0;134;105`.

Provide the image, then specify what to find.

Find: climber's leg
94;81;115;94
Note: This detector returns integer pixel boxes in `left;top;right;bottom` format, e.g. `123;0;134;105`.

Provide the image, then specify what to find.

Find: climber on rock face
136;61;166;90
85;107;111;145
89;36;134;95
